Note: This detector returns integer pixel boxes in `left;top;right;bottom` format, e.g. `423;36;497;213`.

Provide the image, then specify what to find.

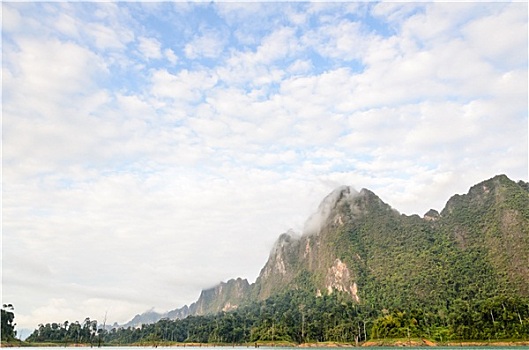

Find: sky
2;1;528;332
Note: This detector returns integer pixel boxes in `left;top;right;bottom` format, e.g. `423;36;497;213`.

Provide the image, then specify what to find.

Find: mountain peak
441;174;521;216
193;277;251;315
303;186;358;235
423;209;440;221
271;230;300;255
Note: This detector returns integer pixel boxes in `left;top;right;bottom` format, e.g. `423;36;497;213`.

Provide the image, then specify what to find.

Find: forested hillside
27;175;529;344
248;174;529;319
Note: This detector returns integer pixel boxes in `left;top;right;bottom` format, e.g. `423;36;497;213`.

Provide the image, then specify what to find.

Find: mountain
121;278;251;327
191;278;251;315
123;174;529;326
251;186;367;302
251;174;529;309
119;306;192;329
439;174;529;297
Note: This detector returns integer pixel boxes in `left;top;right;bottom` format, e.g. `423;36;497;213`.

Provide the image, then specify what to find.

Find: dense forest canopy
26;291;529;344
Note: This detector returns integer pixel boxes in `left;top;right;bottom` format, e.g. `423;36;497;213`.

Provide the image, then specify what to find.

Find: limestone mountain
252;174;528;310
251;186;367;302
191;278;251;315
123;174;528;326
121;278;251;327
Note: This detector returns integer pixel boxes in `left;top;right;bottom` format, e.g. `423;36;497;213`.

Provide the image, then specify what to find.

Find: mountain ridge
122;174;529;327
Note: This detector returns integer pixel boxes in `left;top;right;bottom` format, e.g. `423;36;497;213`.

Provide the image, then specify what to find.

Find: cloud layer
2;2;527;330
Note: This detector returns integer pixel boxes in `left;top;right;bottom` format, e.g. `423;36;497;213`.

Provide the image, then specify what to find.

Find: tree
1;304;17;341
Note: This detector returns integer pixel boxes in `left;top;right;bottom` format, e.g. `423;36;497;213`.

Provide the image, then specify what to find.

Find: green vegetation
1;304;17;342
25;290;529;345
25;291;371;345
25;317;101;346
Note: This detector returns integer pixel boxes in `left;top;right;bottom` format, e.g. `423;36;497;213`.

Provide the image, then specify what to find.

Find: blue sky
2;1;528;332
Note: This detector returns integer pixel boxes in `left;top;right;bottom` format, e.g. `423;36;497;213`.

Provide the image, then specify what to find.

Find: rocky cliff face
191;278;251;315
325;258;359;302
251;186;379;301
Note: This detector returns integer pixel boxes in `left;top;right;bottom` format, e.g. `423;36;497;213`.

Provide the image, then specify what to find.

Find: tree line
26;290;529;345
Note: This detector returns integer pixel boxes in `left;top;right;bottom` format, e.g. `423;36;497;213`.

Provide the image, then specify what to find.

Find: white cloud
53;11;81;39
86;22;133;51
304;20;369;62
150;69;218;102
287;59;312;75
1;4;23;32
215;27;302;89
2;37;115;183
184;30;226;59
164;48;178;64
4;38;107;100
138;36;163;60
462;3;528;68
254;26;301;64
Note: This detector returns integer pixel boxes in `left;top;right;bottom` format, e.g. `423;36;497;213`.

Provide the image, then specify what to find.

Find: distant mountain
122;174;529;327
120;307;191;329
121;278;251;327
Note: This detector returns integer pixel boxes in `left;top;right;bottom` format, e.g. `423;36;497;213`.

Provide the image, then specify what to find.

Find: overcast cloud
2;2;527;331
